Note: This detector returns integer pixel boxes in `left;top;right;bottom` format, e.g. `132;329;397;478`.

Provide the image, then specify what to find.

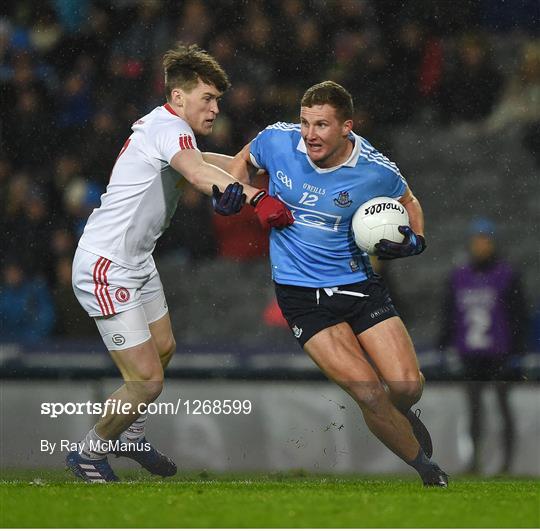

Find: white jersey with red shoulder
78;103;197;269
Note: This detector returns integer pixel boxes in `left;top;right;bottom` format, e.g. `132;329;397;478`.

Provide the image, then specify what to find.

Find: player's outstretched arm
374;187;426;260
171;148;254;198
201;152;233;172
204;149;266;183
229;143;259;184
171;148;293;227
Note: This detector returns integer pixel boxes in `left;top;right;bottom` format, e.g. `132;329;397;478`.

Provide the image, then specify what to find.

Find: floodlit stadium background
1;1;539;476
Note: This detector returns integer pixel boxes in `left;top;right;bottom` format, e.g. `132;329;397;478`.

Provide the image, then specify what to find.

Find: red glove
251;190;294;229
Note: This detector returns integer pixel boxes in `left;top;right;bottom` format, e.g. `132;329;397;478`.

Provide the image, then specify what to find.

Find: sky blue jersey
250;122;408;287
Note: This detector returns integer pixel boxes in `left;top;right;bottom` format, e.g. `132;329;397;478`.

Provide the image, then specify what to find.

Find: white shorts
72;247;169;350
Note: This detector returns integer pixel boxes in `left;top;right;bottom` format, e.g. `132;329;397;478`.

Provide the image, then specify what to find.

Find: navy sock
407;447;435;477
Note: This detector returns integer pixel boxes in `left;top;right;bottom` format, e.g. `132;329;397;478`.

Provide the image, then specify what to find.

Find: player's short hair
301;81;354;121
163;43;230;100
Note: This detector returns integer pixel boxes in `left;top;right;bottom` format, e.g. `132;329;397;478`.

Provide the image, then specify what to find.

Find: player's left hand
251;190;294;229
212;183;246;216
375;226;426;260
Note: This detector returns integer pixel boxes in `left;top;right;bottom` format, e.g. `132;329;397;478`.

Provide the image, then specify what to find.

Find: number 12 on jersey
299;192;318;206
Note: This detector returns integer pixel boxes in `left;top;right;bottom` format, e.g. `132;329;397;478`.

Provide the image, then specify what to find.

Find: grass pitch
0;470;538;528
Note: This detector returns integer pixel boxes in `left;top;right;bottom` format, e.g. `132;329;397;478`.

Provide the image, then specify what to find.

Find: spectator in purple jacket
439;218;528;474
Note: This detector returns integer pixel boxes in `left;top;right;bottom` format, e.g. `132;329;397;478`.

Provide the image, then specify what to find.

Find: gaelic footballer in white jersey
79;103;196;270
67;43;294;484
67;44;239;483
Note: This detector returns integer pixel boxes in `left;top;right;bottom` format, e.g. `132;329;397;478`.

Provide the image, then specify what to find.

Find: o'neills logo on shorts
370;305;391;319
115;288;130;303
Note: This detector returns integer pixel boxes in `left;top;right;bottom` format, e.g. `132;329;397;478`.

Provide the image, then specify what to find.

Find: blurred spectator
437;35;502;124
52;255;95;337
28;4;63;63
52;0;90;34
0;169;28;228
0;257;55;344
0;173;51;278
207;33;243;85
418;32;444;103
279;18;324;86
516;41;540;168
56;71;93;149
155;183;217;263
56;3;114;83
212;206;269;262
0;177;55;280
83;108;122;184
62;176;103;238
225;82;267;148
482;41;540;134
480;0;540;35
111;1;170;64
237;9;275;89
439;218;528;474
385;20;427;123
522;120;540;167
212;173;269;262
20;185;56;277
172;0;213;48
201;114;236;156
261;293;297;348
5;87;53;167
50;224;76;261
1;47;55;166
263;297;288;329
0;158;12;214
49;153;89;230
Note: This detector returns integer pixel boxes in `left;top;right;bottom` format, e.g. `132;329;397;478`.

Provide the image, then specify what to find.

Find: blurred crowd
1;0;539;343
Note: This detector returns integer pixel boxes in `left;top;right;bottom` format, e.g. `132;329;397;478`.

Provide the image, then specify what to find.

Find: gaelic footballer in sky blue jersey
226;81;446;487
249;123;407;287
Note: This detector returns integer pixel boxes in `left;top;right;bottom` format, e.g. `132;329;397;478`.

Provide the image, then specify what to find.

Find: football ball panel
383;224;404;243
352;197;409;255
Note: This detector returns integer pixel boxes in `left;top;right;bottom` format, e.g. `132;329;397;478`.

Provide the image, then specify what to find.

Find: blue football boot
66;450;119;483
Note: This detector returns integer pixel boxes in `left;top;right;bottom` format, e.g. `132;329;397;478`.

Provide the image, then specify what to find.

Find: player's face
300;104;353;168
469;234;495;262
176;79;222;136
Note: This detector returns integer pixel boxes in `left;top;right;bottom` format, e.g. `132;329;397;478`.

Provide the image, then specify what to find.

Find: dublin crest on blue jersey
333;191;353;208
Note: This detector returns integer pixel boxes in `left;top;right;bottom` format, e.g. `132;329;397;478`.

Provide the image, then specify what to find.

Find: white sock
79;427;110;460
119;414;147;444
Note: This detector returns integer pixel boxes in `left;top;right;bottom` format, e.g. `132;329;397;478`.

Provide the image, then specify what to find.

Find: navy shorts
275;275;399;347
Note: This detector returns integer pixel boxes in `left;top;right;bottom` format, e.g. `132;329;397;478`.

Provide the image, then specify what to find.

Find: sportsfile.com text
41;398;252;418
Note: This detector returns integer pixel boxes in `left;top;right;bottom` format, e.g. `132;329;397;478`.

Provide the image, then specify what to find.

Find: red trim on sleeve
178;134;195;150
